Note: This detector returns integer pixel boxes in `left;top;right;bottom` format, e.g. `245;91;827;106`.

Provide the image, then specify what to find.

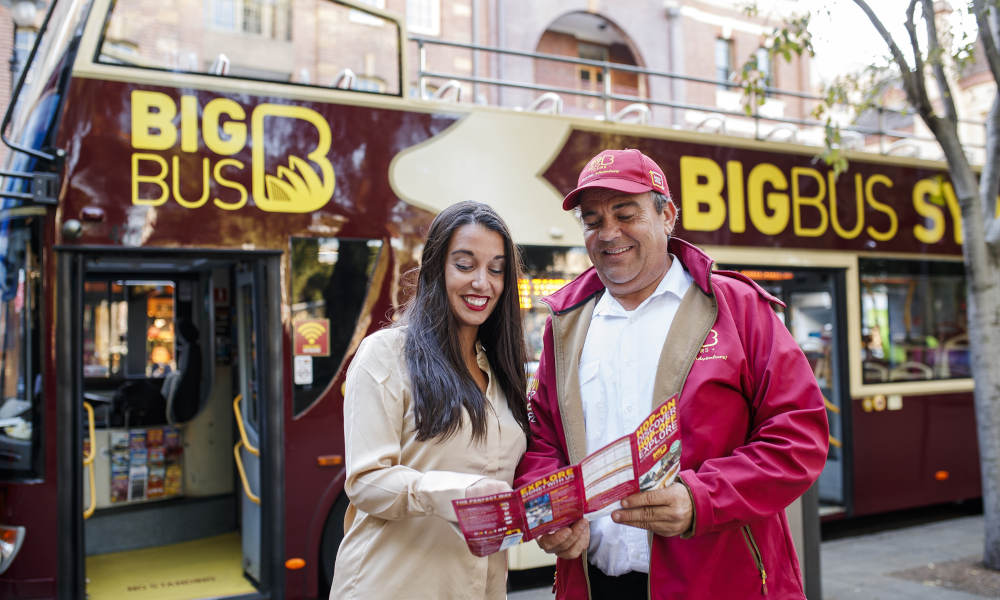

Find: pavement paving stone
507;515;990;599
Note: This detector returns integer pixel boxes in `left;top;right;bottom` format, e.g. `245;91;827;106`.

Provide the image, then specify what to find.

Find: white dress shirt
580;255;693;576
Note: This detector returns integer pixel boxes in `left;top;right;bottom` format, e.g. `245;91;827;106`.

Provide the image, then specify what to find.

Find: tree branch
852;0;933;116
920;0;958;124
903;0;936;116
972;0;1000;86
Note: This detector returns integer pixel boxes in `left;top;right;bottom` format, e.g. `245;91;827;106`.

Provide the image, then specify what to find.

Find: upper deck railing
412;35;987;165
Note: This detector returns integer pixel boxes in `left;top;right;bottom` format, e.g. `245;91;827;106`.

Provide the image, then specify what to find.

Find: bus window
859;259;968;383
290;237;384;415
97;0;401;94
0;218;41;479
519;246;592;375
83;281;176;380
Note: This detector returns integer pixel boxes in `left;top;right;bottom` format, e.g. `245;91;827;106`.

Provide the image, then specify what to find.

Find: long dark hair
402;201;531;442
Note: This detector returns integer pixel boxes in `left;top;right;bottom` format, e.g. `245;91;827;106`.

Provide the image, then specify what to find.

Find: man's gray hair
652;190;674;214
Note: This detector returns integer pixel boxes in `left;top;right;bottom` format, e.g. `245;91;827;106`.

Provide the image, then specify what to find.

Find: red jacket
515;238;829;599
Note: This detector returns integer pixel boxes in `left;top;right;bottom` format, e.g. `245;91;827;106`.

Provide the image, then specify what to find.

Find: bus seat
332;68;356;89
862;361;888;382
110;380;167;428
164;320;203;424
429;79;463;102
209;53;230;76
525;92;563;114
936;333;969;378
612;103;651;124
889;361;933;381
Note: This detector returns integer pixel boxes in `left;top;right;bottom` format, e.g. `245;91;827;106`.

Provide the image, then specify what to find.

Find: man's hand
611;482;693;537
536;518;590;559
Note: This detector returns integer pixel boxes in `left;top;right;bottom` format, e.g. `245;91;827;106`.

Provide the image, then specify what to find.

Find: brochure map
452;394;681;557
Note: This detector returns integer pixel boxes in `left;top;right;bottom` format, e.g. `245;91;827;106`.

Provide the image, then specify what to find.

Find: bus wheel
319;493;349;593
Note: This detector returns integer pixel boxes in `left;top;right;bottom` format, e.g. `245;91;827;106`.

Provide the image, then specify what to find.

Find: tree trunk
965;212;1000;570
954;170;1000;569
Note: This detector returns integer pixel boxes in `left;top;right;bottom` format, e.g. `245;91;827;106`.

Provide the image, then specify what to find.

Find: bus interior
76;252;278;599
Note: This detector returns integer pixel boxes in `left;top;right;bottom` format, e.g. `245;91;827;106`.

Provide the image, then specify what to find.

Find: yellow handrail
82;401;96;519
232;394;259;457
232;394;261;505
233;441;260;505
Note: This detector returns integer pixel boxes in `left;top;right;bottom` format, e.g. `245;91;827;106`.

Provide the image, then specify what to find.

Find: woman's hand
465;478;512;498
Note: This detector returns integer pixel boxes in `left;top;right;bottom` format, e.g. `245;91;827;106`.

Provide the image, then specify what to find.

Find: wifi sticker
293;318;331;356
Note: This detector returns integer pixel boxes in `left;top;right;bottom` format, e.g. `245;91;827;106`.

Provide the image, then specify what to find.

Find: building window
210;0;291;39
350;0;386;26
407;0;440;36
578;42;608;86
715;37;732;89
755;47;773;90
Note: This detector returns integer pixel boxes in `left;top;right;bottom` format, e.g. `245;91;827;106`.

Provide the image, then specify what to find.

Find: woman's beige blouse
329;327;527;600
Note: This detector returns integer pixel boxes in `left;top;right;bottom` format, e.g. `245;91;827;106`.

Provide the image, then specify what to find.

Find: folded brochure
452;393;681;557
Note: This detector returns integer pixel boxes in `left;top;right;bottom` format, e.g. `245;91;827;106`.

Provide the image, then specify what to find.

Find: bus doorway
719;266;850;516
60;250;282;600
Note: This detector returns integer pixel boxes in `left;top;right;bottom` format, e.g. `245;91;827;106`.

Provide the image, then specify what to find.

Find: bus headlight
0;525;25;575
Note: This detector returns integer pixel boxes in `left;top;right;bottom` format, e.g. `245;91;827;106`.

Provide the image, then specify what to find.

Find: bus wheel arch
319;493;350;593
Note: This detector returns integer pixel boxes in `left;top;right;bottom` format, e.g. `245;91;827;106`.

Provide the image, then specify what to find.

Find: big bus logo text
677;155;999;246
130;91;335;213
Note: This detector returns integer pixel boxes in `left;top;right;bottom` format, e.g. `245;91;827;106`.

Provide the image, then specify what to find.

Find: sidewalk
822;514;995;599
509;514;998;599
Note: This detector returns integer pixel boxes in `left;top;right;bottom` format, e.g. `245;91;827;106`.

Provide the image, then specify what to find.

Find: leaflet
452;394;681;557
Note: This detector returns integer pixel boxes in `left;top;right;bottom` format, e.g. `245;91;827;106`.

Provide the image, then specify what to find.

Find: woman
330;201;531;599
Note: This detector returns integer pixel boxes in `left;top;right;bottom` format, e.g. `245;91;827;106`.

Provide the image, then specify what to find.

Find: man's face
578;189;676;309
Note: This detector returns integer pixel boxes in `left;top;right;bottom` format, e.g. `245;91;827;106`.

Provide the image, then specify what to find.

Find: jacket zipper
741;525;768;595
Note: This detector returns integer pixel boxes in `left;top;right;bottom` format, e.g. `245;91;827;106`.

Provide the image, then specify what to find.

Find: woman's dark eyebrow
450;249;475;257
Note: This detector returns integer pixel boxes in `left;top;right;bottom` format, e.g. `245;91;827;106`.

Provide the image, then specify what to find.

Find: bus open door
62;250;282;600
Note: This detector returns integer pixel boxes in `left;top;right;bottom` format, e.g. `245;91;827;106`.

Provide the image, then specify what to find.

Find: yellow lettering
680;156;726;231
940;182;963;244
203;98;247;156
180;95;199;153
726;161;746;233
251;104;334;213
830;172;864;239
131;91;177;151
747;163;789;235
791;167;828;237
912;178;946;244
131;153;169;205
171;156;210;208
213;158;248;210
865;174;897;242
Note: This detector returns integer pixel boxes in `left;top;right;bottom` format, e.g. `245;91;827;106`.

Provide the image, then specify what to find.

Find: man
514;148;829;599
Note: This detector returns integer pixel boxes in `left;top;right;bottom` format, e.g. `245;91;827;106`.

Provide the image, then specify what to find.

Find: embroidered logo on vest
696;328;728;361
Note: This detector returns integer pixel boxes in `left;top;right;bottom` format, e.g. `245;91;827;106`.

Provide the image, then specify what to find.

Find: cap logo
587;154;614;171
650;170;665;190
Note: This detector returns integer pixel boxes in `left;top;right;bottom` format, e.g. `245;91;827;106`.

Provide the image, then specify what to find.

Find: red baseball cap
561;148;670;210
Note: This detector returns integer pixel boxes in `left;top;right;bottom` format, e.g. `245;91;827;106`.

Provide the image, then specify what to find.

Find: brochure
452;394;682;557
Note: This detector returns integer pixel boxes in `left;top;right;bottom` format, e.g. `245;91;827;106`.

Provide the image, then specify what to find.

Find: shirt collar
474;340;491;373
593;254;690;318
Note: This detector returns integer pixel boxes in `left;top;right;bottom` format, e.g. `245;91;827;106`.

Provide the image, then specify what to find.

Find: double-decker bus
0;0;982;598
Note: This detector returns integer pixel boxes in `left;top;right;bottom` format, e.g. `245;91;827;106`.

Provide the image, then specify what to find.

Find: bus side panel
0;220;60;598
851;392;980;516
